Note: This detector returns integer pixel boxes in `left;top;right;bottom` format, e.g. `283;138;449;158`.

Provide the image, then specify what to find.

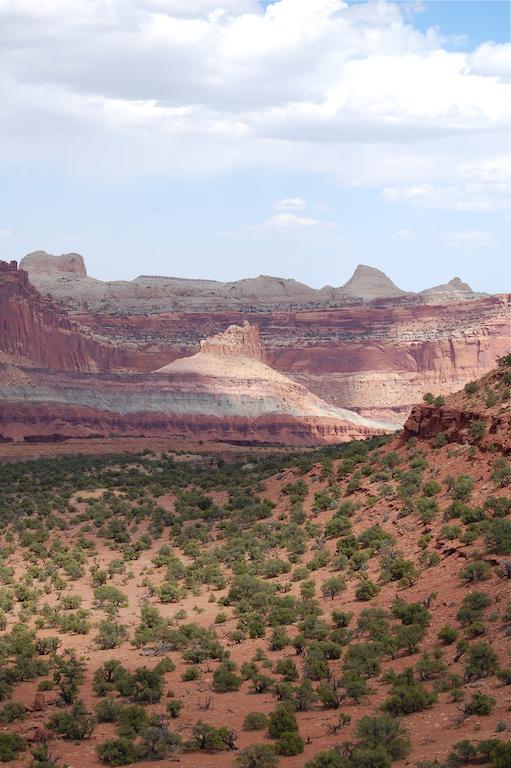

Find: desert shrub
0;702;26;723
382;669;436;715
94;586;128;609
274;658;298;682
485;518;511;554
166;699;183;718
456;591;491;629
189;720;234;751
243;712;268;731
464;642;498;681
235;744;278;768
95;698;121;723
380;555;418;585
95;620;128;650
321;575;346;600
490;742;511;767
181;667;200;682
464;382;478;395
275;731;304;756
212;662;241;693
117;705;148;738
47;700;95;740
450;475;475;501
130;666;165;704
356;715;410;759
96;738;145;766
157;581;181;603
492;458;511;487
464;692;496;716
0;733;26;762
460;561;490;583
434;432;447;448
268;704;298;738
437;625;458;645
343;643;381;679
355;579;379;601
52;650;85;704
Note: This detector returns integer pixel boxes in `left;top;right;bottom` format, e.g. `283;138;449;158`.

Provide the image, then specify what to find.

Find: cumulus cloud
0;0;509;204
272;197;307;211
468;42;511;81
258;213;335;230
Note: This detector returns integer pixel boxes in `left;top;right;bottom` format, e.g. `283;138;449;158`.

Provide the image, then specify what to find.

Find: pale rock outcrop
338;264;407;300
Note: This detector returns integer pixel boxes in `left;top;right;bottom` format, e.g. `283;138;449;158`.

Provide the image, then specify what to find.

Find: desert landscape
1;1;509;765
0;359;509;768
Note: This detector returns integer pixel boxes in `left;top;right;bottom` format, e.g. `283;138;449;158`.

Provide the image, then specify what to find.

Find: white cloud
272;197;307;211
0;228;13;237
468;42;511;81
259;213;335;230
445;229;498;249
0;0;509;205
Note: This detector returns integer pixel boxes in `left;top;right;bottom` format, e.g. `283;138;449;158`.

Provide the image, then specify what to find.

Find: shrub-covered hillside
0;361;510;768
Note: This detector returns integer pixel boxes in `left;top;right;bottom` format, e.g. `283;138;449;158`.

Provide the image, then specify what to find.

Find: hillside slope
0;362;509;767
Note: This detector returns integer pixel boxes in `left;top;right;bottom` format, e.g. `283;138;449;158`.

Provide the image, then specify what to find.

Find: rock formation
9;253;511;426
0;264;392;444
336;263;407;300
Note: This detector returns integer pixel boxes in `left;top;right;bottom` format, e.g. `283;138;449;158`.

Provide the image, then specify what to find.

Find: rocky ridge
0;264;392;444
19;250;483;313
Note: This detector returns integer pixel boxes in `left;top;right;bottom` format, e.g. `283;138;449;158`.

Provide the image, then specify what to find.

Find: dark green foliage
96;738;145;766
212;662;241;692
464;642;498;681
243;712;268;731
382;668;437;715
0;733;26;762
275;731;304;756
47;700;95;740
268;704;298;739
464;692;496;716
235;744;278;768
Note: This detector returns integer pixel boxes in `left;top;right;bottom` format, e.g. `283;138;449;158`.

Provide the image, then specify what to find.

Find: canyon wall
3;254;510;430
70;297;510;422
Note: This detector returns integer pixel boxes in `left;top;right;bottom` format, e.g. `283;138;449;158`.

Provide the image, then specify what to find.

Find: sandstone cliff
11;253;511;425
403;363;511;454
0;266;392;444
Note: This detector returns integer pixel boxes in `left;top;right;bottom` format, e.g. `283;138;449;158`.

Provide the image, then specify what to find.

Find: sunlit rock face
9;254;511;426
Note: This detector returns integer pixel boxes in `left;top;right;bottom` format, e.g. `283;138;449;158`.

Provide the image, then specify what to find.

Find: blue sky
0;0;509;293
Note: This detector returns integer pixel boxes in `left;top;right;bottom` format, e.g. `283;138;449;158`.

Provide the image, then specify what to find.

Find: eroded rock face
7;254;511;426
198;321;264;360
21;251;87;275
338;264;407;300
21;250;481;311
0;261;115;372
0;266;392;443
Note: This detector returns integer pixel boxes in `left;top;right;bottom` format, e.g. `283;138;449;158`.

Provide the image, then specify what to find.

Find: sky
0;0;509;293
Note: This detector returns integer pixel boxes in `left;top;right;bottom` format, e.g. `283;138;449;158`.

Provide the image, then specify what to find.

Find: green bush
382;669;436;715
243;712;268;731
212;663;241;692
485;518;511;554
96;738;145;766
464;692;496;716
0;733;26;762
268;704;298;739
235;744;278;768
47;700;95;740
275;731;304;756
464;642;498;681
